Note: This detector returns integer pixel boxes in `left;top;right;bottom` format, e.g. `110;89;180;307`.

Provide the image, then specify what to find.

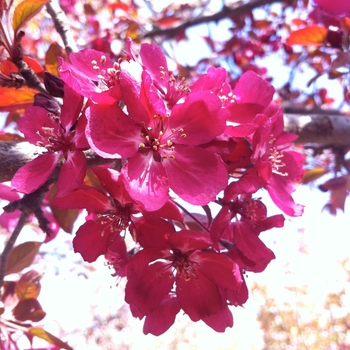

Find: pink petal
69;48;114;80
51;187;112;212
56;150;86;196
73;220;111;262
122;153;169;211
168;92;228;145
59;84;84;130
143;295;181;336
233;71;274;107
140;43;169;87
12;153;59;194
126;254;174;315
202;304;233;332
176;269;223;322
18;106;55;144
163;145;227;206
86;104;141;158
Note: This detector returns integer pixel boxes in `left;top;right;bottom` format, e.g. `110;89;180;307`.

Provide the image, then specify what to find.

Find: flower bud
44;72;64;98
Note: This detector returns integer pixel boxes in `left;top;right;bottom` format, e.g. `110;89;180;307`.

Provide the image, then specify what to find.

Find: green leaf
12;0;51;34
28;327;74;350
5;241;41;275
15;270;43;300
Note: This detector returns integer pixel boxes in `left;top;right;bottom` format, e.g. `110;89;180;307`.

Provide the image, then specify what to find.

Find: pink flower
211;195;284;272
125;217;244;335
313;0;350;16
86;64;229;210
58;48;121;104
140;43;191;109
12;84;89;196
52;167;183;262
251;103;304;216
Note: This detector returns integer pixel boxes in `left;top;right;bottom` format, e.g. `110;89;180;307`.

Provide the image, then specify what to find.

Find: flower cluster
10;41;304;335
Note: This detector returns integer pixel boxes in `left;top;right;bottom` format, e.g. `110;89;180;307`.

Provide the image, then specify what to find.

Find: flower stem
172;199;211;233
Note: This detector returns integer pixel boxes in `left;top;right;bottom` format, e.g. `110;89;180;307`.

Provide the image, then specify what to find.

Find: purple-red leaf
5;242;41;275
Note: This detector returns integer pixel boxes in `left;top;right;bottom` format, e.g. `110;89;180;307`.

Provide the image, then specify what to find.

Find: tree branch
143;0;295;39
0;142;114;183
46;0;78;55
284;113;350;147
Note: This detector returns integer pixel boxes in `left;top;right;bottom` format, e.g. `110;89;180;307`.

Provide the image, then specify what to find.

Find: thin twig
0;212;30;295
172;199;211;233
143;0;295;39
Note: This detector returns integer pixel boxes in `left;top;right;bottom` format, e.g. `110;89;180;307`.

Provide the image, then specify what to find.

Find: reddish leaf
15;270;43;300
12;0;50;34
302;168;328;184
23;56;44;74
0;87;36;112
45;42;67;76
285;25;327;46
155;16;181;28
12;298;46;321
5;242;41;275
330;188;347;212
51;207;79;233
0;59;18;76
28;328;74;350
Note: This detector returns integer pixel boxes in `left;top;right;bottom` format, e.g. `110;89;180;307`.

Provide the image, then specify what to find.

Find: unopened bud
44;72;64;98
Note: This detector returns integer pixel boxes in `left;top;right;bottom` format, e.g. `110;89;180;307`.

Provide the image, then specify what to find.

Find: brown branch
143;0;295;39
0;142;114;183
46;1;78;55
284;113;350;147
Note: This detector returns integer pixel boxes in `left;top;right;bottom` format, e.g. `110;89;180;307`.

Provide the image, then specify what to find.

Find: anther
180;133;186;138
100;55;106;64
91;60;97;65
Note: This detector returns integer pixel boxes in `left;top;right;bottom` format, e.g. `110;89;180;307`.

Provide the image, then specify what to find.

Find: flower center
138;115;187;162
36;113;72;154
269;137;288;176
97;206;131;239
90;56;120;90
171;250;199;282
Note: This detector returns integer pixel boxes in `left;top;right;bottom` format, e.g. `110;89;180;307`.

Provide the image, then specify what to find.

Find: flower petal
12;153;59;194
86;104;141;158
163;145;227;206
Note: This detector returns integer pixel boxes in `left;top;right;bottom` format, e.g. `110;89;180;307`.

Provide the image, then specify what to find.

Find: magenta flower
58;48;121;104
125;217;244;335
86;63;229;210
211;195;284;272
12;84;89;196
251;103;304;216
139;43;191;109
52;167;183;262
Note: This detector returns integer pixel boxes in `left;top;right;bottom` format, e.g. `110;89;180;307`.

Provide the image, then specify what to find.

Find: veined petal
73;220;112;262
143;295;181;336
56;150;87;196
126;256;174;315
176;269;223;322
168;92;228;145
201;304;233;332
86;104;141;158
18;106;56;144
69;48;114;80
163;145;228;206
12;153;59;194
122;153;169;211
